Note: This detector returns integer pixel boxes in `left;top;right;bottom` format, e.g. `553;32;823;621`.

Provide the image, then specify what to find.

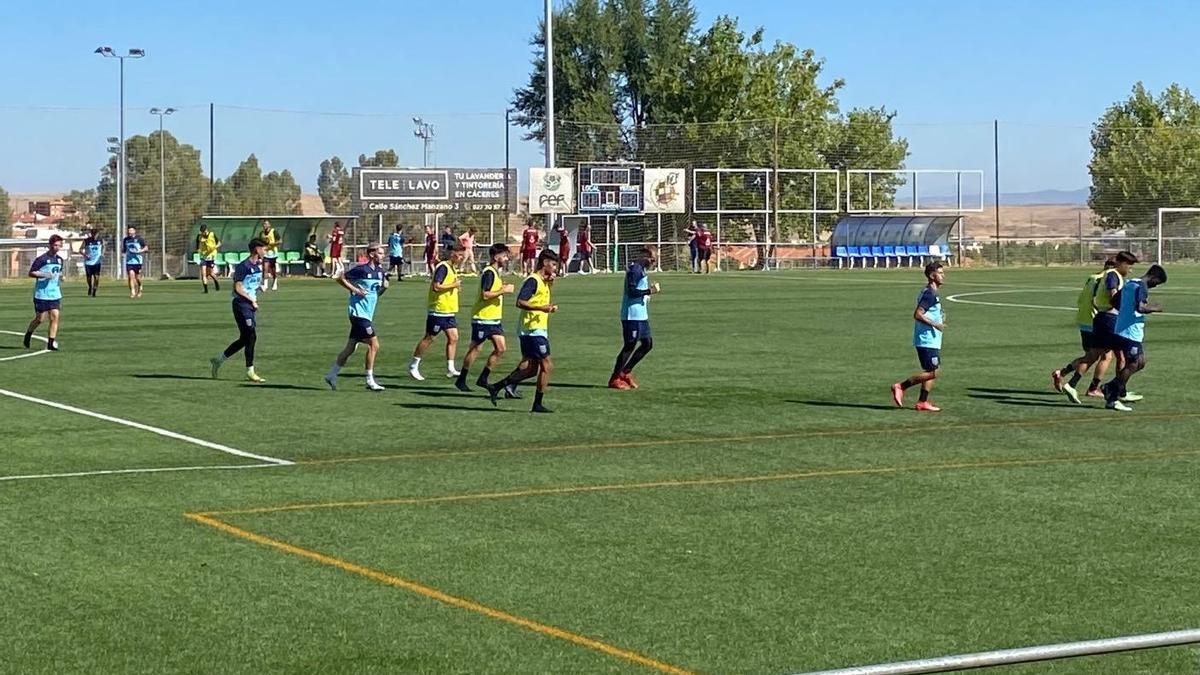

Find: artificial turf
2;266;1199;673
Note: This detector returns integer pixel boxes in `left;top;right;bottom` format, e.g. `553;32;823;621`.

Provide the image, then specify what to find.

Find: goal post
1156;207;1200;264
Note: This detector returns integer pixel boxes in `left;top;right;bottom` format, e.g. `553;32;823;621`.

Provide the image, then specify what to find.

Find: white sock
448;360;456;371
365;369;375;382
410;357;421;368
246;366;256;375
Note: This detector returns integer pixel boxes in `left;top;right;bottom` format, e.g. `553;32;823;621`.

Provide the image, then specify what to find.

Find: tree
95;131;208;250
0;185;9;226
317;156;352;214
358;149;399;168
214;154;303;216
1089;82;1200;232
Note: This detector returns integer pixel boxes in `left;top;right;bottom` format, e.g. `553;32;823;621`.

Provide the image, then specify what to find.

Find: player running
696;225;714;273
1103;264;1167;411
328;222;346;278
423;224;437;274
487;250;560;413
260;220;280;291
455;243;515;392
520;221;541;275
122;225;148;298
458;227;478;273
81;227;103;297
577;222;595;274
24;234;65;352
609;246;660;389
387;225;406;279
325;242;389;392
1052;260;1117;403
891;262;946;412
210;238;267;383
553;220;571;276
409;243;465;381
195;223;222;294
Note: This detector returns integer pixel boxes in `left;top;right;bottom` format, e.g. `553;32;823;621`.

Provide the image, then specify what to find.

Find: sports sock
918;388;930;402
900;378;916;390
365;368;375;382
1068;372;1082;387
328;363;341;377
455;368;468;384
480;367;491;382
214;353;228;364
447;359;455;371
1089;377;1101;390
411;357;421;367
534;391;545;407
1060;363;1074;376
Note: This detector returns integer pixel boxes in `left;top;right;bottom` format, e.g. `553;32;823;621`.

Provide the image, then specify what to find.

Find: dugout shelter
186;216;359;274
830;215;961;268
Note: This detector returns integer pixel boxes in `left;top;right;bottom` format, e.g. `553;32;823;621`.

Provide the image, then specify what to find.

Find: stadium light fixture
95;45;145;259
150;107;176;278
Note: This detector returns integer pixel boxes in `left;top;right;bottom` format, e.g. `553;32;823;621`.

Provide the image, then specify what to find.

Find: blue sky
4;0;1198;196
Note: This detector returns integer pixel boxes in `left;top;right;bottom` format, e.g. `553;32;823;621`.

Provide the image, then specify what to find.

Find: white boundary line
0;330;49;362
0;387;294;466
0;463;285;483
947;288;1200;318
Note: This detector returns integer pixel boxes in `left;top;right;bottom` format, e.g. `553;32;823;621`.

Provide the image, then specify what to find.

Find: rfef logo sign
529;168;576;214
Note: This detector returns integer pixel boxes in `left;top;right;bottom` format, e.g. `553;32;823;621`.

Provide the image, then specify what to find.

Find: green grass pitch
2;266;1200;674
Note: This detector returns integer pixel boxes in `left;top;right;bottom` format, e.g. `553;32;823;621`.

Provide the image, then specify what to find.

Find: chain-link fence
4;107;1199;277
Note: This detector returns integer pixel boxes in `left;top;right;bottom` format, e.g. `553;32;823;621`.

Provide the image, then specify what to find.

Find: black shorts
916;347;941;372
425;315;457;336
33;298;61;313
699;249;712;261
1115;336;1144;362
201;259;216;269
126;264;143;274
232;301;257;330
390;256;404;267
1091;313;1119;350
1080;328;1100;351
470;321;504;345
621;319;651;343
263;257;278;269
349;317;377;342
520;335;551;360
85;264;101;276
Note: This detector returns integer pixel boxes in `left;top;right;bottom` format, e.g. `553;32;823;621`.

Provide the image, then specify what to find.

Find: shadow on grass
396;402;513;413
551;382;607;390
240;383;326;391
413;390;476;398
787;400;898;411
968;392;1078;408
968;387;1057;397
132;373;213;381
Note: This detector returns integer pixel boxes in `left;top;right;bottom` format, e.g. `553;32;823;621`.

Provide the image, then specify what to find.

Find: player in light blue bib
326;243;390;392
1102;264;1166;411
892;262;946;411
24;234;65;351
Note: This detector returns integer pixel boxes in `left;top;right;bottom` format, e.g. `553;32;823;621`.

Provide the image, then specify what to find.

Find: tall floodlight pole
544;0;556;232
95;47;145;241
150;108;176;278
412;117;435;167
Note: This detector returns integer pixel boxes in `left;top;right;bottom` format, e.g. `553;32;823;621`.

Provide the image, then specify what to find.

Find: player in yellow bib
195;224;221;293
409;243;466;381
487;249;560;413
1054;252;1140;404
260;220;280;291
455;243;515;392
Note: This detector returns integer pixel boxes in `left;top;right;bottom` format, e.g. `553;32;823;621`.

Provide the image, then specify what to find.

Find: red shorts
521;247;537;261
558;246;570;260
330;245;343;259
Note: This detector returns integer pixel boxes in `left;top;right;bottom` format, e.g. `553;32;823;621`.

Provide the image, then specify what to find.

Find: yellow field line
202;447;1200;517
183;512;693;675
297;412;1200;467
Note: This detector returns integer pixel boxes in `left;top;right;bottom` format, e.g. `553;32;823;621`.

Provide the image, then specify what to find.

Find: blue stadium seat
870;246;884;267
904;245;920;266
834;246;849;268
882;245;896;268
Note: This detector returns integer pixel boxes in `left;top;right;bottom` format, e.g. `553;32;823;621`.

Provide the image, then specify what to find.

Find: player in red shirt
553;221;571;277
520;222;541;275
696;225;714;274
576;222;595;274
328;222;346;278
423;225;437;274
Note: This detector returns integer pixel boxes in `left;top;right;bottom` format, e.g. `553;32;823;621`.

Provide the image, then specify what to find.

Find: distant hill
992;188;1089;206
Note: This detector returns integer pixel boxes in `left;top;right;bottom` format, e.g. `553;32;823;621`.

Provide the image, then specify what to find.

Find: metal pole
956;172;962;264
1078;211;1084;266
119;57;125;238
655;213;662;271
209;103;215;212
544;0;556;233
159;113;166;278
994;119;1001;265
504;108;511;221
794;628;1200;675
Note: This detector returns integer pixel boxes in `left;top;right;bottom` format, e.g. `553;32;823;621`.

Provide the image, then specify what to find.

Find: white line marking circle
946;288;1200;318
0;329;50;362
